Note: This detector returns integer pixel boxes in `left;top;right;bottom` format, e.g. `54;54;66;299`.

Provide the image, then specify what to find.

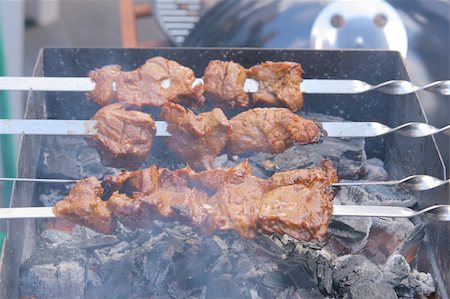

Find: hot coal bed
2;49;449;299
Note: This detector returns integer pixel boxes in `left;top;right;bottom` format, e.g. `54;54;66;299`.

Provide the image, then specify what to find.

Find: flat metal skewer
1;174;448;191
1;119;449;138
0;76;449;95
0;205;448;220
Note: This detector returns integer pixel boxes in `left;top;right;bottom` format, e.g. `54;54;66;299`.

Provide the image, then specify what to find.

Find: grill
0;48;449;298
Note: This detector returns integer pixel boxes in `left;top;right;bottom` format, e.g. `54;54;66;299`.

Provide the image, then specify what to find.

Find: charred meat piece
160;102;231;170
206;177;268;239
249;61;303;112
269;159;338;189
258;184;334;241
104;166;160;196
88;65;122;106
107;192;152;228
259;159;338;240
88;57;205;108
228;108;321;155
88;103;156;169
203;60;249;108
56;160;337;241
188;160;252;194
53;177;116;234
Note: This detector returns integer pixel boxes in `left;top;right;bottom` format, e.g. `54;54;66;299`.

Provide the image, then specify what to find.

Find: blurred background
0;0;449;202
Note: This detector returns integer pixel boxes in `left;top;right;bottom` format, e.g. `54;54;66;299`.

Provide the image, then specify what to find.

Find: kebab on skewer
54;159;338;241
89;102;323;170
161;103;322;170
88;57;304;111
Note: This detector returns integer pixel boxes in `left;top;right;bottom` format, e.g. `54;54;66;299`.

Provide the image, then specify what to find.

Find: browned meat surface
203;60;249;108
188;160;252;194
107;192;151;228
206;177;268;238
228;108;321;155
88;103;156;169
258;184;334;240
104;166;160;196
160;102;231;170
88;57;204;108
88;65;122;106
259;159;338;240
56;160;337;241
53;177;116;234
249;61;303;112
269;159;338;189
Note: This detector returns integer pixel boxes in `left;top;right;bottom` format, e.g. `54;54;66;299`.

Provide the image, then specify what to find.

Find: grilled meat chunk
88;65;122;106
228;108;321;155
207;177;268;238
88;103;156;169
188;160;252;194
269;159;338;189
249;61;303;112
160;102;231;170
88;57;205;108
104;166;160;196
107;192;151;228
54;177;116;234
203;60;249;108
259;160;337;240
259;184;334;240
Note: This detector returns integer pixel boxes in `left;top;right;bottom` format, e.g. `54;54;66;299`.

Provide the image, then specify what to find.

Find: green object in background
0;22;17;251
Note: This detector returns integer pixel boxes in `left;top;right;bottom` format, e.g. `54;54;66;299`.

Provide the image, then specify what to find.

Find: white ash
383;254;435;297
364;157;388;181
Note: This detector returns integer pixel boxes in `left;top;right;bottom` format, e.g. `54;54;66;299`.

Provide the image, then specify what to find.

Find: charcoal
38;183;70;207
40;229;73;245
409;270;435;296
206;274;244;299
40;136;118;179
248;137;366;180
173;255;207;291
20;246;87;299
278;247;333;295
362;218;415;265
394;223;425;258
335;184;416;207
332;255;383;292
383;253;435;297
328;216;372;243
364;157;388;181
343;282;397;299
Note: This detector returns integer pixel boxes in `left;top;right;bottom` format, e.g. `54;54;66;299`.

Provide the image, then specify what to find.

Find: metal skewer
1;174;448;191
0;205;448;220
0;76;449;95
1;119;449;138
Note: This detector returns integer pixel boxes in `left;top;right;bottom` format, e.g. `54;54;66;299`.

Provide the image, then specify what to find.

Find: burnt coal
332;254;397;299
328;216;371;243
20;246;87;299
364;158;388;181
247;137;365;180
40;136;118;179
383;254;435;297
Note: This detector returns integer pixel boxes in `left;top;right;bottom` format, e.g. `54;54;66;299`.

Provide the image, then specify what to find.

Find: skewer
0;205;448;220
1;119;449;138
0;76;449;95
1;175;448;191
